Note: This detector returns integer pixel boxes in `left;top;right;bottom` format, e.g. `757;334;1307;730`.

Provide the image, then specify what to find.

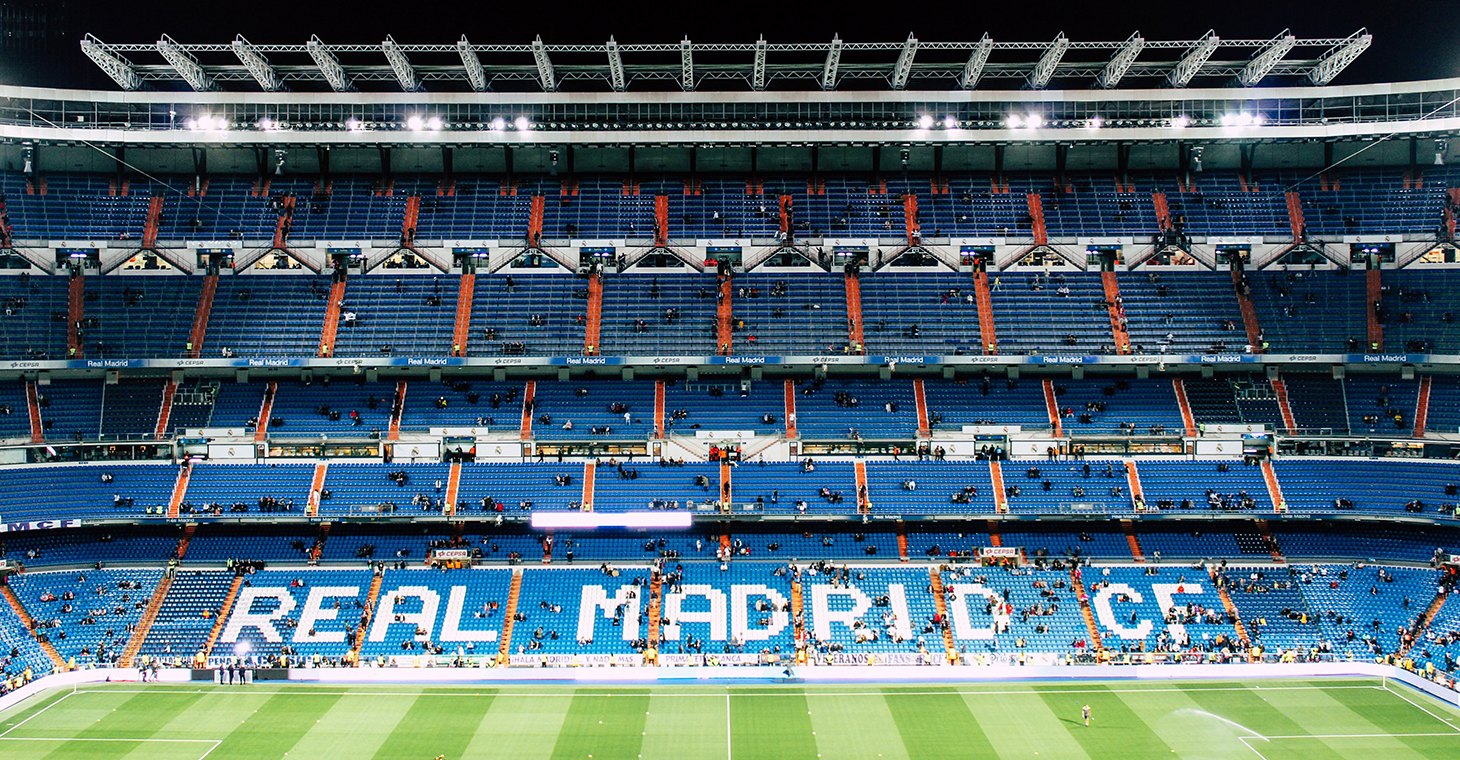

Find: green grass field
2;678;1459;759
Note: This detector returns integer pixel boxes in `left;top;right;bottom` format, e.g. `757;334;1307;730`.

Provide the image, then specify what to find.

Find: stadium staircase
401;196;419;248
306;463;329;517
720;533;731;558
272;195;295;250
254;382;277;442
1270;376;1298;433
1414;376;1432;438
25;379;43;443
1120;519;1145;562
1027;193;1048;246
496;569;523;664
778;195;793;241
581;461;596;510
141;196;164;251
720;460;733;511
928;568;957;662
541;534;553;563
903;194;919;245
120;572;174;667
986;520;1003;546
388;381;406;440
1260;460;1287;513
0;197;11;249
309;523;329;563
646;574;663;661
584;272;603;356
717;277;733;355
444;461;462;516
1042;379;1063;436
1069;568;1104;652
1253;519;1286;562
844;270;864;353
527;196;545;247
318;276;347;357
1152;192;1172;232
67;271;84;359
1367;269;1385;352
653;380;666;439
450;274;474;356
973;270;998;354
1285;190;1306;242
896;522;909;562
1206;567;1252;649
1173;378;1198;437
349;572;384;666
203;576;245;659
1124;460;1145;512
783;380;798;438
166;462;192;519
1399;590;1450;658
520;381;536;440
154;379;177;439
989;461;1008;514
912;379;930;437
791;578;806;650
1101;272;1131;353
175;523;196;559
184;273;218;358
854;460;869;514
1232;271;1264;353
3;585;66;669
654;196;669;247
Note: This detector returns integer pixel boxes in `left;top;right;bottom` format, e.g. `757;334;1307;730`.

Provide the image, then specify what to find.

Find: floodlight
1088;116;1104;129
1005;115;1022;128
406;115;424;131
514;116;530;131
943;116;957;129
1025;114;1043;129
1171;116;1189;129
917;114;933;130
491;117;506;131
426;116;442;131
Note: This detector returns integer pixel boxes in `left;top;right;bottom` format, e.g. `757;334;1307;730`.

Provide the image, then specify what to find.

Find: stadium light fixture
406;115;424;131
1025;114;1043;129
1088;116;1104;129
1006;115;1022;128
943;116;958;129
1171;115;1190;129
426;116;442;131
515;116;531;131
346;119;363;131
491;117;506;132
917;114;934;130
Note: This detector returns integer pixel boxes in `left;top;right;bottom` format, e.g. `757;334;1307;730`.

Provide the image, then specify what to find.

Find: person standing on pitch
1082;703;1091;727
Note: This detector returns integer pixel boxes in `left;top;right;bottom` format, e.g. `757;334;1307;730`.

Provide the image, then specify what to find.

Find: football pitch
2;678;1459;760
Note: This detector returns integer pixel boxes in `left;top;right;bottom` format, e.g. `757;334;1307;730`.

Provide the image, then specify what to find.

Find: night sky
10;0;1460;89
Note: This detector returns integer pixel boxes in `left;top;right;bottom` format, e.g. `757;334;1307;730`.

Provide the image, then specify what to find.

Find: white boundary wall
2;662;1457;718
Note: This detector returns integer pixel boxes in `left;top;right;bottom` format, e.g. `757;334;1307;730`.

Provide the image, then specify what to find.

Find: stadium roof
79;30;1372;93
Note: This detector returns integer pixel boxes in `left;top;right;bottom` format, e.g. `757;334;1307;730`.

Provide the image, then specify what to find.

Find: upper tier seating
923;376;1050;432
264;380;396;437
0;275;70;360
662;379;783;437
1271;459;1459;516
332;275;456;357
398;379;521;431
599;275;718;356
86;276;201;358
857;273;983;355
206;276;329;357
469;274;585;357
1383;269;1460;353
730;462;857;515
0;463;176;521
863;461;997;515
530;381;656;441
1118;272;1247;355
989;273;1112;355
792;378;918;439
1428;376;1460;435
1248;269;1367;353
730;274;847;355
1049;378;1184;436
592;462;722;512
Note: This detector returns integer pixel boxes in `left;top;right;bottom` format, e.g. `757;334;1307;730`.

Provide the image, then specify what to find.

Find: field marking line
0;691;75;738
0;737;220;743
1262;733;1460;739
1238;737;1272;760
1381;683;1460;732
196;739;224;760
72;685;1384;698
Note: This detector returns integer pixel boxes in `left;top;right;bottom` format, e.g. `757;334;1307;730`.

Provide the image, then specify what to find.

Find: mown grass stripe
204;690;346;760
882;686;996;760
729;692;817;760
1322;685;1460;759
1180;685;1348;760
548;689;650;760
1036;684;1173;758
57;691;207;742
369;688;497;760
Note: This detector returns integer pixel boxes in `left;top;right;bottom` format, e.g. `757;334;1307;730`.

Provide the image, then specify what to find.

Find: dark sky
16;0;1460;89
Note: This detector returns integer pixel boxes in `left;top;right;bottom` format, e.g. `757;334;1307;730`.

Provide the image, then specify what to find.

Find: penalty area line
1381;683;1460;732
